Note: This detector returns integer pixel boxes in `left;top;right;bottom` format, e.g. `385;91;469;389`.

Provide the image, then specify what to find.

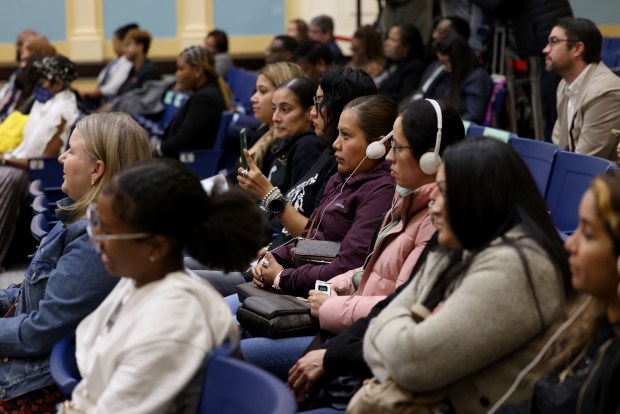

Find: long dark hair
399;99;465;160
277;77;316;110
317;67;377;142
393;23;425;62
435;32;477;112
103;159;267;272
423;138;571;309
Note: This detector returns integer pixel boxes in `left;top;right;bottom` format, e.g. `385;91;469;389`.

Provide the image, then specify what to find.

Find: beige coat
552;62;620;161
363;227;566;413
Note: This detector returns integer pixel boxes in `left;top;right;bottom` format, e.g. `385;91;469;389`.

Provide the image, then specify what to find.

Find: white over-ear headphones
419;98;443;175
366;130;393;160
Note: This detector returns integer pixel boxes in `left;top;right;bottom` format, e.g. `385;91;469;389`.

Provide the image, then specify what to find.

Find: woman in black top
375;23;426;102
156;46;232;157
239;67;378;243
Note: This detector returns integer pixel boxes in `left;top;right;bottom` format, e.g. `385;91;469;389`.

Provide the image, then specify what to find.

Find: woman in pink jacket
310;98;466;334
240;99;466;380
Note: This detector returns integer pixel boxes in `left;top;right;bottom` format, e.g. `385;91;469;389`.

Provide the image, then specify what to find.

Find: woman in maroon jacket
252;94;397;297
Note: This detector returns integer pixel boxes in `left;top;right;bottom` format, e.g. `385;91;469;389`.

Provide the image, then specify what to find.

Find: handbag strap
3;290;20;318
305;214;318;240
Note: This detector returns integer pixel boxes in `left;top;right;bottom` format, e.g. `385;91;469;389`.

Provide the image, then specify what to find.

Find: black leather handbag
236;290;319;339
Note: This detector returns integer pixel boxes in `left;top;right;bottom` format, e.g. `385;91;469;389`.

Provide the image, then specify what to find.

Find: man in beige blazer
544;17;620;161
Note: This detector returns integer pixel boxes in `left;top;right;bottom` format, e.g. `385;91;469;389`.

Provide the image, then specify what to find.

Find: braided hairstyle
180;45;233;109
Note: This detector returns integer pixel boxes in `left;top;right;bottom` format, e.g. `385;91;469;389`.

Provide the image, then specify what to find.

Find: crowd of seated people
0;12;618;414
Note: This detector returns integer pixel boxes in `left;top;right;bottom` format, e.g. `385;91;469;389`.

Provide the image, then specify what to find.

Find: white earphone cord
487;295;593;413
311;131;394;239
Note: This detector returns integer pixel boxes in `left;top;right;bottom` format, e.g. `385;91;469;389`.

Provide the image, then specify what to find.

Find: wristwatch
267;192;288;215
1;152;12;166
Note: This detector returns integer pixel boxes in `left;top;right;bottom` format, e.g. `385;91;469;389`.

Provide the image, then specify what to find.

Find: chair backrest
179;150;223;179
213;111;234;152
50;338;82;398
30;213;51;242
462;120;471;136
225;67;258;113
28;157;64;189
178;110;235;179
160;90;190;127
509;136;559;196
197;354;297;414
467;123;517;143
32;194;55;220
602;37;620;68
545;151;616;234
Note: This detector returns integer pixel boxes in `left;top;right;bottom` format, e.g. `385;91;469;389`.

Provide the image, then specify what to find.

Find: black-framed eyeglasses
312;95;323;111
547;36;575;47
389;138;411;153
86;203;152;253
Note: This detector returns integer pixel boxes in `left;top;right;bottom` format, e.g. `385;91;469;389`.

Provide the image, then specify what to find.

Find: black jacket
471;0;573;58
160;81;227;156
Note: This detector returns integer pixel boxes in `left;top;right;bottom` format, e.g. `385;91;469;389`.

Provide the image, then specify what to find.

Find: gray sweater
363;226;565;413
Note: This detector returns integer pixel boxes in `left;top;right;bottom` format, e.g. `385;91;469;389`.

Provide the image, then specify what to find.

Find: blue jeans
240;335;315;380
224;293;241;316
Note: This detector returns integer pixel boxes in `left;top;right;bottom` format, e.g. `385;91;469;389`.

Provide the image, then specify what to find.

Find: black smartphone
240;128;248;170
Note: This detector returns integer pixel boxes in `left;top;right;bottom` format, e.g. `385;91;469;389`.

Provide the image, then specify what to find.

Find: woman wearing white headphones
308;99;464;335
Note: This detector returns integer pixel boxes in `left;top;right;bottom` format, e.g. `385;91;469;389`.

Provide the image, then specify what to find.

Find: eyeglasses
389;139;411;153
547;36;574;48
312;95;323;111
86;203;152;252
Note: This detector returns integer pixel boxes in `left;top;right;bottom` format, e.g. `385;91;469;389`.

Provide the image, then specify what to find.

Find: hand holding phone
314;280;331;295
239;128;248;170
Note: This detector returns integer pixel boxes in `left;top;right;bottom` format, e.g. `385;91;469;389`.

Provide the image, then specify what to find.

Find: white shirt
71;270;237;414
97;56;133;97
11;89;78;158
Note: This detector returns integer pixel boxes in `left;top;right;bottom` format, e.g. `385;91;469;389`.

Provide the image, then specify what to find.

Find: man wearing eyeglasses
544;17;620;161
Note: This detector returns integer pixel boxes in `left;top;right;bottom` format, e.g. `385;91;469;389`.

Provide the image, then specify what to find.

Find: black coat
160;81;227;156
471;0;573;58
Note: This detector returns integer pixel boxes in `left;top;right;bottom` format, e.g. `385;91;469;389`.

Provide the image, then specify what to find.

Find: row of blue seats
465;122;617;234
51;337;297;414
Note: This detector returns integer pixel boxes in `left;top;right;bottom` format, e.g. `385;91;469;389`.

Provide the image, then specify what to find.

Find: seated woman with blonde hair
0;113;151;411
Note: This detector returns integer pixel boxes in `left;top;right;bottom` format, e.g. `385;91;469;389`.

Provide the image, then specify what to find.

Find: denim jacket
0;198;118;400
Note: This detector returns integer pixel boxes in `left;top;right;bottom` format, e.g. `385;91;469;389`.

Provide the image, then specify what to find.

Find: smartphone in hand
240;128;248;170
315;280;331;295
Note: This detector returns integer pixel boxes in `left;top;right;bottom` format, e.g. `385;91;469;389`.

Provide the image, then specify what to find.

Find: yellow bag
0;111;29;152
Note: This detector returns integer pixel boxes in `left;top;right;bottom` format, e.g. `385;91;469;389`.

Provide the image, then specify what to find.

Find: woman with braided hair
154;45;233;157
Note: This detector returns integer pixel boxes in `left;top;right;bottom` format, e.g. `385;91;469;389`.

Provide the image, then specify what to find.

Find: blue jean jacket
0;198;118;400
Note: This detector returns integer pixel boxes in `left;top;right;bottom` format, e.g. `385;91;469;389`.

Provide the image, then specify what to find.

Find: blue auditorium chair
467;124;517;142
178;111;234;178
545;151;616;234
30;213;51;243
198;352;297;414
225;67;258;114
509;136;559;196
50;337;81;398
